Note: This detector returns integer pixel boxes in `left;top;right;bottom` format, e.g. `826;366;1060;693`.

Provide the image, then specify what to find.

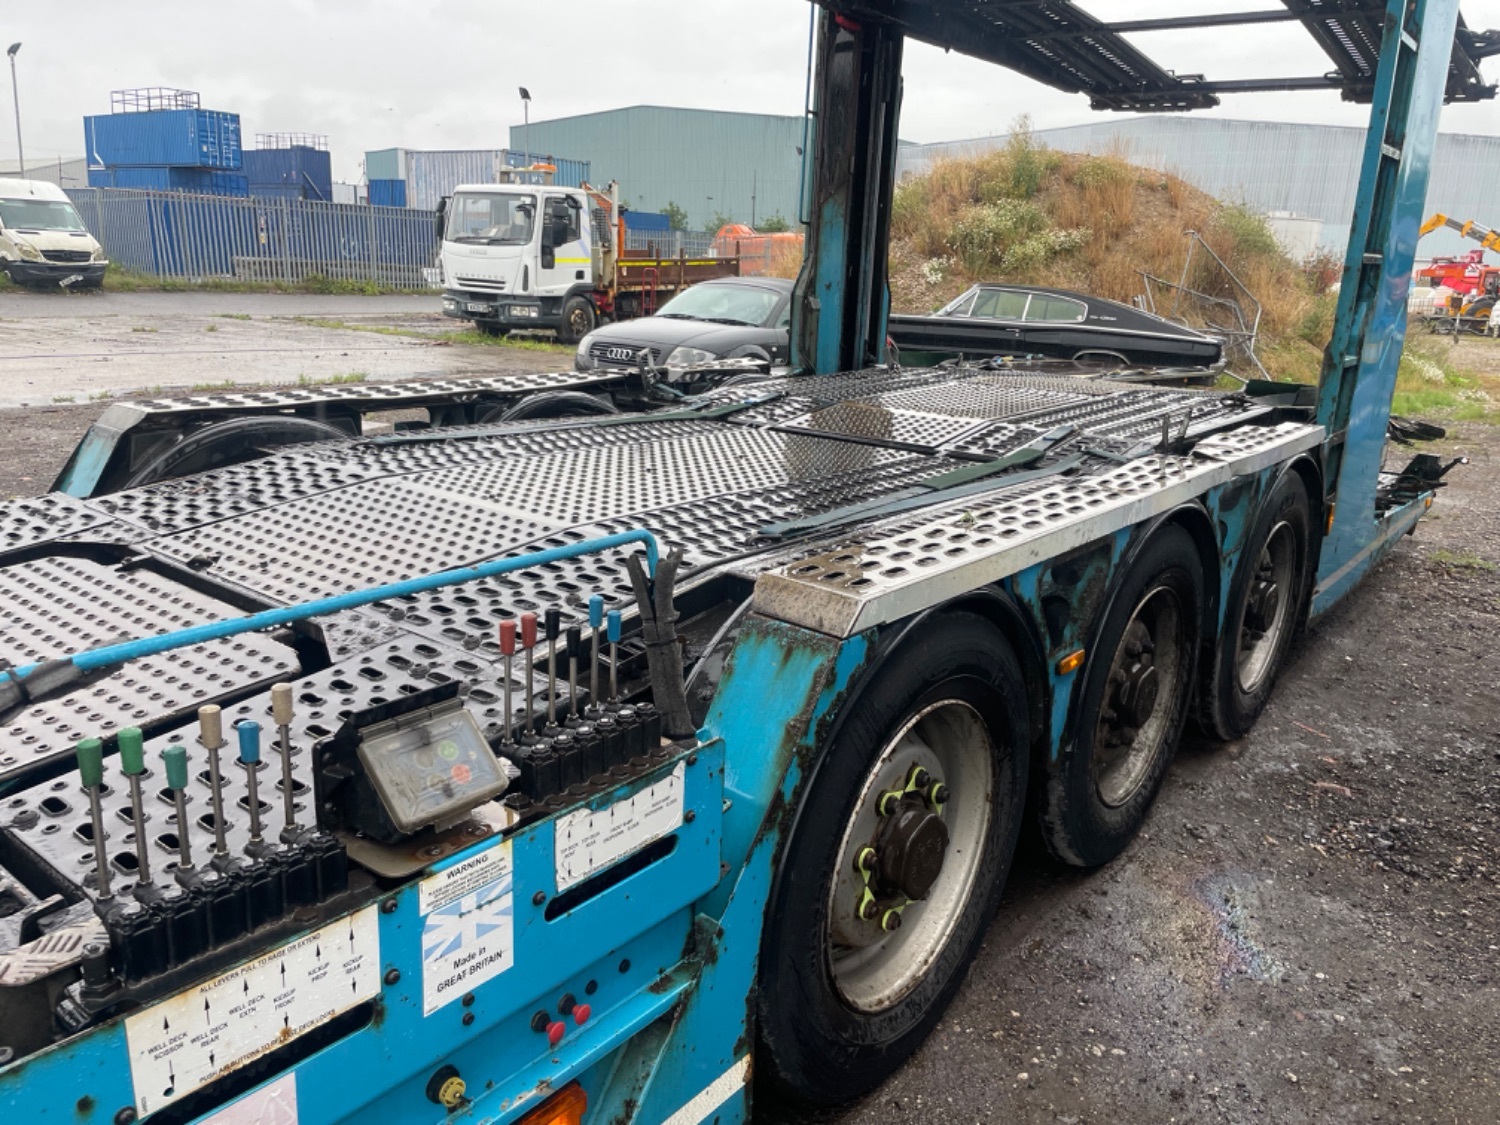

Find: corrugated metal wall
0;157;90;189
896;118;1500;262
510;106;806;231
361;149;591;210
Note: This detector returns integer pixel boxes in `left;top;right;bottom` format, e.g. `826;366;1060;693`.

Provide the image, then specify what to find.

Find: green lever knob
162;744;188;791
76;738;105;789
118;727;146;775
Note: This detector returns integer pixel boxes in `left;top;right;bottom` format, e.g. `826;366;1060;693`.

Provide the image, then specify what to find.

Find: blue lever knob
237;720;262;765
589;594;604;629
607;610;622;643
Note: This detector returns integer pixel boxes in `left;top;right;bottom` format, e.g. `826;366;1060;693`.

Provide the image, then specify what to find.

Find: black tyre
121;416;350;491
1039;525;1203;868
757;612;1030;1106
476;322;509;338
557;296;596;344
1201;472;1312;741
478;392;618;424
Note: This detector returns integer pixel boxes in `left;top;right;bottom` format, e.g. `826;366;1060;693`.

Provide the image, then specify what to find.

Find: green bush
1072;155;1132;189
949;199;1049;272
1000;119;1059;199
1298;292;1337;346
662;201;689;232
1214;203;1281;259
1001;227;1092;272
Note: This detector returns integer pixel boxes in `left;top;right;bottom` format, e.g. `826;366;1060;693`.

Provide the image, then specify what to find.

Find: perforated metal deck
2;364;1304;783
0;557;297;780
747;422;1325;637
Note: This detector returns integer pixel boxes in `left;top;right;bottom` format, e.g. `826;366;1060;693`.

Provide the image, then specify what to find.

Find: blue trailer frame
0;3;1480;1124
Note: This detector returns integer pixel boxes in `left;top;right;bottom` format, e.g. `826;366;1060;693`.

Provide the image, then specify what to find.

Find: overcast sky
6;0;1500;182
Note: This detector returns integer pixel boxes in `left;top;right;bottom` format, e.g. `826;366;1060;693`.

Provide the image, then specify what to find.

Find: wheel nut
927;782;949;807
877;790;903;817
910;766;930;789
854;846;878;876
860;896;880;921
881;909;903;933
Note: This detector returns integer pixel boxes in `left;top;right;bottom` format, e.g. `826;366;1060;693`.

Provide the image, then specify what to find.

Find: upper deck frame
823;1;1499;109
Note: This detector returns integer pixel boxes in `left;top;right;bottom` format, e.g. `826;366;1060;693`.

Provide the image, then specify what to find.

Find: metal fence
624;228;715;257
66;188;439;289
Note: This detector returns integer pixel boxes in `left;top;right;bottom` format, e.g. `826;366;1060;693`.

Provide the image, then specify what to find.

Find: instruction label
125;907;380;1117
421;840;514;1015
554;762;686;891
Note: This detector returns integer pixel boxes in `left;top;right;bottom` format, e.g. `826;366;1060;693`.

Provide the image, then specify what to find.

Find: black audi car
575;276;793;372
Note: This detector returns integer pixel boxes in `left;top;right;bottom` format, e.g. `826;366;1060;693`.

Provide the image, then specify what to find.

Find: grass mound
888;122;1337;383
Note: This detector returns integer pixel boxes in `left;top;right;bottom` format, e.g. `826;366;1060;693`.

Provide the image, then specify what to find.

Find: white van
0;178;108;288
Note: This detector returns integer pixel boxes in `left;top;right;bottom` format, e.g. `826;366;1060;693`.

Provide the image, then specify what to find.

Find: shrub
1213;203;1281;259
949;199;1049;272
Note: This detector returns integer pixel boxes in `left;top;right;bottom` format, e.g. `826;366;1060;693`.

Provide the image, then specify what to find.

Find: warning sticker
421;839;514;1015
125;907;379;1117
419;840;511;915
554;762;686;892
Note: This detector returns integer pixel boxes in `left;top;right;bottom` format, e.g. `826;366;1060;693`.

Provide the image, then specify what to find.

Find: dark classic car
889;284;1225;369
575;277;793;371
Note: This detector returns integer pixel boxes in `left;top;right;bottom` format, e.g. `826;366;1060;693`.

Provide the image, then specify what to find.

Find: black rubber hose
626;549;695;740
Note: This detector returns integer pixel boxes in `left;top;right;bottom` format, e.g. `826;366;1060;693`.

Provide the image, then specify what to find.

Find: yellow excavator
1418;213;1500;334
1421;212;1500;250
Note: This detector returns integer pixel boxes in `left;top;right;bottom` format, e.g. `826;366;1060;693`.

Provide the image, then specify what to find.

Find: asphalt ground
0;289;568;407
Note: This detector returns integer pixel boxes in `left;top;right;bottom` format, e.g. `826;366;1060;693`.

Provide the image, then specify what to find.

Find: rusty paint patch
75;1094;95;1118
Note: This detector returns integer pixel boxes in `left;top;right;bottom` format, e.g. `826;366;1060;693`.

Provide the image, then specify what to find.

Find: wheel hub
1111;635;1159;731
1245;577;1280;634
825;699;996;1012
874;799;950;902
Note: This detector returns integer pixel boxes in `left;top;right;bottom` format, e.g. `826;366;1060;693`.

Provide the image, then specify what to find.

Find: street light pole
518;87;531;168
6;43;22;177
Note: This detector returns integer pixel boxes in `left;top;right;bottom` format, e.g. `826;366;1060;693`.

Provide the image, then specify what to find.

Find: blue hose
12;529;660;681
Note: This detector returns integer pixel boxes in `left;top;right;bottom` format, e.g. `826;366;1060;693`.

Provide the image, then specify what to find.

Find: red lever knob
521;612;538;648
572;1003;591;1026
499;619;517;655
546;1020;565;1047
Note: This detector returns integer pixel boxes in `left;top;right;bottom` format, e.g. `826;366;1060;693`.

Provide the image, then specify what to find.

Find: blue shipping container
87;166;249;196
84;109;243;170
243;147;333;201
368;179;407;207
623;210;671;232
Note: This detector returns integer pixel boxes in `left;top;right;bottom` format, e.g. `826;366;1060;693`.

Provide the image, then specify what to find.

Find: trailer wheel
1039;525;1202;868
1202;473;1311;740
757;612;1029;1106
477;392;618;424
122;416;351;491
557;296;597;345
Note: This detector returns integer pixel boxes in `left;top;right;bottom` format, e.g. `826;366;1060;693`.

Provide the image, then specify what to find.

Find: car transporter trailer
0;2;1492;1122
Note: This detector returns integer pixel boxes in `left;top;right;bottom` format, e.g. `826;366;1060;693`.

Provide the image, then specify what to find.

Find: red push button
572;1004;591;1026
547;1020;566;1047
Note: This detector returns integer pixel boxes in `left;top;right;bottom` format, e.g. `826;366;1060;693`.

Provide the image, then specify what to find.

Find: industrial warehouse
1;4;1499;1125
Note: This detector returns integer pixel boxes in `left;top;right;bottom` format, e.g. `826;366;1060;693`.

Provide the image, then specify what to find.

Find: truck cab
438;182;598;342
0;178;109;289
